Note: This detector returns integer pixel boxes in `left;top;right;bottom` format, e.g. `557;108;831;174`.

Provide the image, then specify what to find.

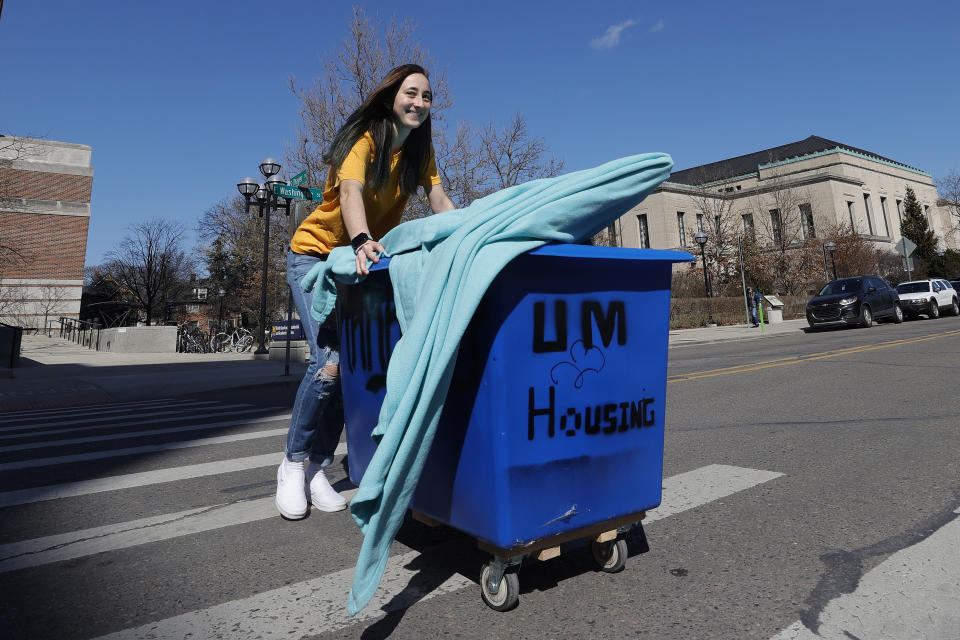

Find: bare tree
936;171;960;233
287;7;451;189
478;114;564;191
35;284;69;335
103;219;194;326
196;197;288;329
683;165;741;293
285;8;562;219
740;166;822;294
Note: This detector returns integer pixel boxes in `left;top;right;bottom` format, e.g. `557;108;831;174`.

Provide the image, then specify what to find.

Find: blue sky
2;1;957;267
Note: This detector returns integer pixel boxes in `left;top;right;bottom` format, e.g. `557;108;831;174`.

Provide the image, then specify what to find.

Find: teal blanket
300;152;673;614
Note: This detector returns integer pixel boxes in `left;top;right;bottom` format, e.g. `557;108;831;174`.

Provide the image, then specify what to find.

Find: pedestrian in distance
277;63;456;519
747;286;761;327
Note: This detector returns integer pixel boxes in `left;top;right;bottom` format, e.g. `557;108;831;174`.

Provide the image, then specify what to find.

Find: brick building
0;136;92;329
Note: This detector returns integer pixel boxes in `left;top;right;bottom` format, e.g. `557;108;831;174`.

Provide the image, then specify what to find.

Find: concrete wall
98;326;176;353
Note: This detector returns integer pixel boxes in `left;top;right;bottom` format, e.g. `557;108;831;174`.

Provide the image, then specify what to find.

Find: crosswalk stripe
0;443;349;508
0;423;291;471
0;403;252;433
0;400;219;427
0;398;182;421
13;464;781;638
769;507;960;640
0;499;279;573
93;545;468;640
0;406;276;438
0;410;289;450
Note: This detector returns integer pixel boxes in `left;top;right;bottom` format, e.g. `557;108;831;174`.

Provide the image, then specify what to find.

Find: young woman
277;64;455;519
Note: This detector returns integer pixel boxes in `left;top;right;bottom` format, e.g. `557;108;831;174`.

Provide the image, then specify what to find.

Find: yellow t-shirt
289;132;441;256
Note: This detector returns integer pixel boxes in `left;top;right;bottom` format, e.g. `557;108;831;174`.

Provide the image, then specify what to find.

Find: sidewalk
668;317;807;347
0;335;307;411
1;319;807;412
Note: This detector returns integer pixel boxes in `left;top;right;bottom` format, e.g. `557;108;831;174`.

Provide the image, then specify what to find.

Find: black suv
806;275;903;329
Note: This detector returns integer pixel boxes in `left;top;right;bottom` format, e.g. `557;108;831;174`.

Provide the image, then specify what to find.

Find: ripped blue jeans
284;250;344;466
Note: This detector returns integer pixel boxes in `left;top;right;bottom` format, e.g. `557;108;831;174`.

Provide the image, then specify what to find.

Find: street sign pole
898;237;917;281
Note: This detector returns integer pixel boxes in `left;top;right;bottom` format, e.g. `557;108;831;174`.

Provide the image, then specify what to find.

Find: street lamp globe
259;157;281;178
824;241;836;252
694;231;708;246
265;173;286;188
237;177;259;196
254;183;268;202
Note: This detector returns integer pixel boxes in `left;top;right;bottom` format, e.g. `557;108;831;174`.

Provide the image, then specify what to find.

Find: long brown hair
324;64;433;196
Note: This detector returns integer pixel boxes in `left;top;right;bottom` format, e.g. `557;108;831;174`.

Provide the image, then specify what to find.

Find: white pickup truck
894;279;960;319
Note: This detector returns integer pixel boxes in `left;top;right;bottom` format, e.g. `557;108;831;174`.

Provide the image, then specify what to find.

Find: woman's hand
354;239;385;275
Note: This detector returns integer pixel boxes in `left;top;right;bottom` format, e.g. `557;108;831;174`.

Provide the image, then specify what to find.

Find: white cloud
590;19;637;50
650;19;664;32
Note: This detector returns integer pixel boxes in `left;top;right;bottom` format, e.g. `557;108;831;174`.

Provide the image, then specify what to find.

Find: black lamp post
217;288;225;333
694;231;715;325
237;158;290;355
824;241;837;280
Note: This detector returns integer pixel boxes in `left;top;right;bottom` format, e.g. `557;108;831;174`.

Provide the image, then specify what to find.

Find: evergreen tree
900;186;938;273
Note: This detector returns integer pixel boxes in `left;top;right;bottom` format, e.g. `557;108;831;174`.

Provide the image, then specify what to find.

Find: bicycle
211;326;255;353
177;324;210;353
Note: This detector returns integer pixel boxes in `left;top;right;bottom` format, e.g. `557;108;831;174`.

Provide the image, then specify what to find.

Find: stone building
612;136;955;255
0;136;93;329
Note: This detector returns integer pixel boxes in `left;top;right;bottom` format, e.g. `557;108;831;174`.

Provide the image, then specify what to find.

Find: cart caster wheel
480;564;520;611
592;538;628;573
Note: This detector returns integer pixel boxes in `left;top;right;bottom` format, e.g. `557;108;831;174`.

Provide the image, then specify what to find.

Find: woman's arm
340;179;383;275
425;183;456;214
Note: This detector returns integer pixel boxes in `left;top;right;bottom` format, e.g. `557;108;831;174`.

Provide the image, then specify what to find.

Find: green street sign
290;170;307;187
272;183;324;201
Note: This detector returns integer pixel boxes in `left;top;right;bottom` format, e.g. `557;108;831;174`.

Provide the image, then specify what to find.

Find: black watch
350;232;372;252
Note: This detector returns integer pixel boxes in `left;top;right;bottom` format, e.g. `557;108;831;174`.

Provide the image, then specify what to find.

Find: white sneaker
307;461;347;512
275;457;308;519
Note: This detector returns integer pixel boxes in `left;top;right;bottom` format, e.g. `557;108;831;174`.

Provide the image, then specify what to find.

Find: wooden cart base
411;509;649;611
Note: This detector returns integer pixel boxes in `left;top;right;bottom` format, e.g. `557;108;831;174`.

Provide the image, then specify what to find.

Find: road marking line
93;545;470;640
0;404;250;438
0;500;279;573
669;329;960;383
0;423;291;471
769;508;960;640
61;464;782;639
644;464;784;523
0;400;219;428
0;411;290;451
0;443;349;508
0;398;182;421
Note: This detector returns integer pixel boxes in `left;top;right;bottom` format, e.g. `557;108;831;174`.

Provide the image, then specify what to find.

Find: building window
896;199;903;225
637;214;650;249
677;212;686;247
799;203;815;238
742;213;755;239
186;304;200;313
847;201;856;230
696;213;704;233
924;205;930;222
863;194;874;235
880;197;890;237
714;215;720;233
770;209;782;245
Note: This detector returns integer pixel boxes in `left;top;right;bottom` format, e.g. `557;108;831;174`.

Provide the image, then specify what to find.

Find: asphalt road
1;316;958;639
